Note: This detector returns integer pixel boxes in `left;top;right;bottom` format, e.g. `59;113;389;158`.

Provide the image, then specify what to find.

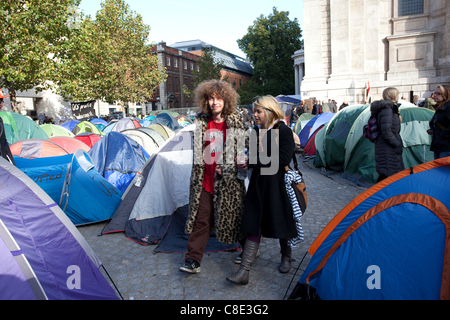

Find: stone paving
77;155;368;300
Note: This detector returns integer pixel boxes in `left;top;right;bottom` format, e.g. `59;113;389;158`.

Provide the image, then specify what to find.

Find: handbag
285;152;307;214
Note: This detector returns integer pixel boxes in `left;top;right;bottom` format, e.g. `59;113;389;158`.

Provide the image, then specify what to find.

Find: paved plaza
77;155;368;300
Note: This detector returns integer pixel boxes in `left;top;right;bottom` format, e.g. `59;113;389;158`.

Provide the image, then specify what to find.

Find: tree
0;0;81;111
236;80;263;105
237;7;303;96
56;0;166;111
182;48;227;101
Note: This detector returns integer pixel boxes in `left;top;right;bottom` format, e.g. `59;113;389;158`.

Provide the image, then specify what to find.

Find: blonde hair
382;87;400;103
435;85;450;110
253;95;285;129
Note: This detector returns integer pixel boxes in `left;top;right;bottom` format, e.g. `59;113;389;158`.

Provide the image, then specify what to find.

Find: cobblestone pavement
77;155;368;300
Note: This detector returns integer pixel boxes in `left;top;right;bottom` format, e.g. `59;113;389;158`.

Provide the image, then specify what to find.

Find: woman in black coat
370;87;404;182
227;95;297;285
427;85;450;159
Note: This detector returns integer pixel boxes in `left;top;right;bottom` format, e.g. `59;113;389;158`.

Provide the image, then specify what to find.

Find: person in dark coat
227;95;297;285
427;85;450;159
370;87;404;182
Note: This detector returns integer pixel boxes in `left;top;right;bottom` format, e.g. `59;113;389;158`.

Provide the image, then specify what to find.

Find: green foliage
182;48;225;101
237;7;303;96
56;0;166;107
0;0;81;108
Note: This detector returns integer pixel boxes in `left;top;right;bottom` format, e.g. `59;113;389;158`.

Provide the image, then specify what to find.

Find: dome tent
40;124;74;137
289;157;450;300
322;104;369;171
0;157;119;300
88;132;149;193
72;121;103;136
10;139;69;158
343;104;434;186
0;111;48;143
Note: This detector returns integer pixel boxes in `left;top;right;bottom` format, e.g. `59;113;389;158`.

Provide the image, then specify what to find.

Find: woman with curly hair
428;85;450;159
179;79;247;274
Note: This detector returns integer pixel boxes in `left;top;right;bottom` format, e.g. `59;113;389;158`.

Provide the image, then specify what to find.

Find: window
190;62;194;71
184;61;187;70
398;0;424;16
174;58;178;68
166;56;171;67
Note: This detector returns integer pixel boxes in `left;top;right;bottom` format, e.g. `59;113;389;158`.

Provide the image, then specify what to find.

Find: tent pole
283;251;308;300
102;265;124;300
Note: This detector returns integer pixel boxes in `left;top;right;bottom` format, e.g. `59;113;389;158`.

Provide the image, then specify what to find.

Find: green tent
0;111;48;144
313;122;330;168
323;104;370;171
40;124;74;138
72;121;104;136
343;104;434;186
294;113;315;135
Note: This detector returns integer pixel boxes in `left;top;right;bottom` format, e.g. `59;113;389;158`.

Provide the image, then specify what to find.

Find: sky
78;0;304;58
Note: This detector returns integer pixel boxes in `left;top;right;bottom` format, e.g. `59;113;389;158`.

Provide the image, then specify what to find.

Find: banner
71;100;96;120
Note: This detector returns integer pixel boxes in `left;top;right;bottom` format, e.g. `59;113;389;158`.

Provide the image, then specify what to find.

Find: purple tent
0;157;119;300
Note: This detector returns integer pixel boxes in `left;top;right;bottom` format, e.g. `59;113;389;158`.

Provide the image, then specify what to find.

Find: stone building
294;0;450;105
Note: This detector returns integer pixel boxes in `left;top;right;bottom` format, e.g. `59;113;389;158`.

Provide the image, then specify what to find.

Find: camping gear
0;111;48;143
0;157;119;300
40;124;74;137
48;136;91;153
303;125;326;157
343;106;434;185
101;125;240;253
102;117;141;134
323;104;369;171
289;157;450;300
88;132;149;193
74;132;102;148
60;120;80;132
72;121;103;136
14;150;123;226
10;139;69;158
150;113;181;132
147;124;174;140
299;113;334;147
294;113;315;135
121;127;165;156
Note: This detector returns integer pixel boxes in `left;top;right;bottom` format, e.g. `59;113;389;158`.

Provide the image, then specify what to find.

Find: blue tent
14;150;123;226
88;132;149;193
150;113;181;132
61;120;80;132
299;113;334;147
289;157;450;300
275;96;302;104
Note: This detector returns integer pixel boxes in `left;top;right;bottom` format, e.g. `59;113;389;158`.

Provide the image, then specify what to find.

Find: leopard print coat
186;111;246;244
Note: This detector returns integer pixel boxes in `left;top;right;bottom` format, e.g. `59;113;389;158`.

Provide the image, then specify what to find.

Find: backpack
363;113;379;143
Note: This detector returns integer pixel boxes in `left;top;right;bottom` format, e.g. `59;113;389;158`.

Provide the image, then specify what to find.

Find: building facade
294;0;450;105
169;40;253;90
150;42;200;110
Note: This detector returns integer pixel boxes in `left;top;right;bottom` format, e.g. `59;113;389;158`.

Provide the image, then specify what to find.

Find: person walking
427;85;450;160
179;80;247;274
370;87;404;182
226;95;297;285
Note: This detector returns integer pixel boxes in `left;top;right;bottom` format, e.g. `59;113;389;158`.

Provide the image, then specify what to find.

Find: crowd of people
177;79;450;287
